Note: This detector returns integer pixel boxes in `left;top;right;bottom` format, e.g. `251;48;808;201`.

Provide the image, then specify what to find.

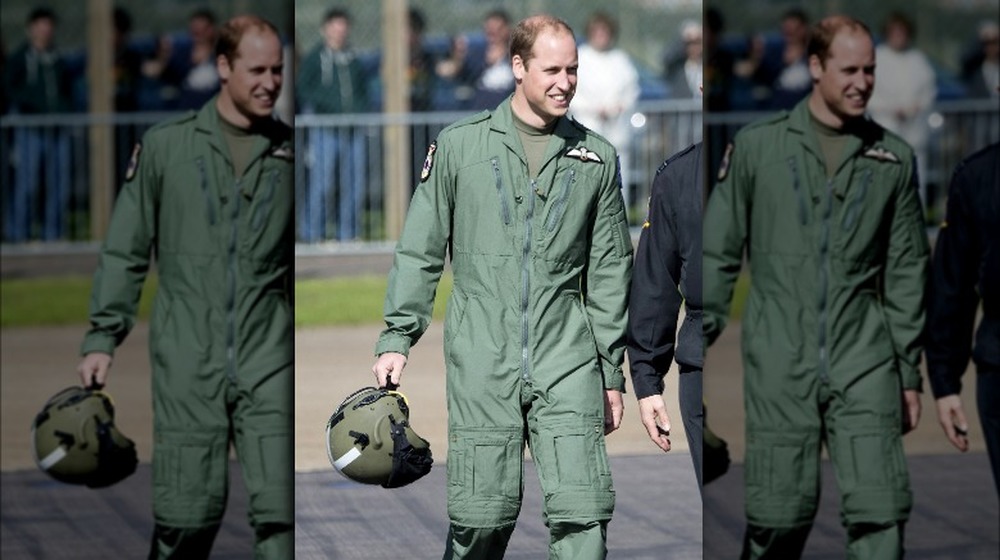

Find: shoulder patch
125;143;142;182
420;141;437;183
717;143;734;181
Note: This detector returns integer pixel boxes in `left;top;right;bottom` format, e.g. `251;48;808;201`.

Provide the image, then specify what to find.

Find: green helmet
325;386;433;488
31;386;138;488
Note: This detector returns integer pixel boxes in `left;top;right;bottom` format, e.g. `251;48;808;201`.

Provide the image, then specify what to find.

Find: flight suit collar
787;98;888;198
490;96;585;195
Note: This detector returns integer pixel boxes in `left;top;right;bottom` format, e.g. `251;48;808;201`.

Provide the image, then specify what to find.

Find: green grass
1;273;453;328
2;270;739;328
294;274;452;327
1;276;157;328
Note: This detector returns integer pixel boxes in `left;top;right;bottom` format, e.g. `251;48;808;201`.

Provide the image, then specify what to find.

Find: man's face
484;16;509;46
323;17;349;50
218;29;283;122
809;29;875;122
512;28;577;125
28;17;55;51
190;16;215;44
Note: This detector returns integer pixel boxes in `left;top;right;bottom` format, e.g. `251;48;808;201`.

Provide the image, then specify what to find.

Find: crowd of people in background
704;6;1000;112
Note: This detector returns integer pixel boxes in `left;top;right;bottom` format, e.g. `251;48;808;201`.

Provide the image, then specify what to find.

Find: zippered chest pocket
452;159;515;256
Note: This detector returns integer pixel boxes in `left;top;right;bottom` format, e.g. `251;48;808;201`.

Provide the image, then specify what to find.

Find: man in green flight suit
371;14;631;559
76;15;293;559
703;15;928;558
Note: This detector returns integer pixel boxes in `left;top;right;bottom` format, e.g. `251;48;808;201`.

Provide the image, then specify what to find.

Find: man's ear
808;54;823;82
217;54;231;83
512;54;525;82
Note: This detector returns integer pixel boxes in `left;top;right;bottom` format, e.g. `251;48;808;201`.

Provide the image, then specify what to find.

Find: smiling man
703;15;928;559
77;15;293;559
372;14;631;559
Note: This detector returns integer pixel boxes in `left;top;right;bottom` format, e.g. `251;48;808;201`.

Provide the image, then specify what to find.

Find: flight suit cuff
900;366;923;392
80;332;116;357
601;364;627;393
374;332;412;357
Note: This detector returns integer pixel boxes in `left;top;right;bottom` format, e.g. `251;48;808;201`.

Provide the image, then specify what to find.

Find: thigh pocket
535;420;612;491
153;431;227;522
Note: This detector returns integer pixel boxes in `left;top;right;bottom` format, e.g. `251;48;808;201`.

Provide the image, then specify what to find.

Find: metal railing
3;99;994;246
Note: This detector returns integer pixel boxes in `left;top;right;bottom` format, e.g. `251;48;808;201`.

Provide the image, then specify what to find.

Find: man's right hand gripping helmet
31;386;138;488
326;386;433;488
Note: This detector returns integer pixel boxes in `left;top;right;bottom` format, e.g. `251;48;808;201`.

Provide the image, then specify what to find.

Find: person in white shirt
572;11;640;211
868;12;937;205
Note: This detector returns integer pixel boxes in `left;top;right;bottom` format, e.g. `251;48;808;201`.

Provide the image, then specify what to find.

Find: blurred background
704;0;999;222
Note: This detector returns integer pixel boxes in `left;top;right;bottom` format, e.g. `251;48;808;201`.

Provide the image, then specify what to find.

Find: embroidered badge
717;143;733;181
862;146;900;163
125;143;142;182
270;146;294;161
420;141;437;183
565;146;603;163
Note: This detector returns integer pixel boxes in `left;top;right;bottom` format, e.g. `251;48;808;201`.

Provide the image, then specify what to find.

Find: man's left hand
604;390;624;435
902;389;921;434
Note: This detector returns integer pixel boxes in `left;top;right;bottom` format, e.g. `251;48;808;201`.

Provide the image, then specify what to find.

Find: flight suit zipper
842;169;872;230
818;176;833;383
492;158;511;225
787;157;807;225
226;177;241;384
521;179;536;382
545;169;575;232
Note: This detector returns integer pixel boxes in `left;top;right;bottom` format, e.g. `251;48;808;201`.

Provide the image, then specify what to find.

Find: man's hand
372;352;407;388
935;394;970;452
638;394;672;452
77;352;112;388
603;390;624;435
901;389;921;434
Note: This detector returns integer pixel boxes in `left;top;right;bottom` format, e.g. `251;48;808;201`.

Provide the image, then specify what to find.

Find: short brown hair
216;15;279;64
510;14;574;68
586;11;617;40
808;15;871;67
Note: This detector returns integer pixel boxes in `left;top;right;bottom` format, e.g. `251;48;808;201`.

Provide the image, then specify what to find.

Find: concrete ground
2;249;996;558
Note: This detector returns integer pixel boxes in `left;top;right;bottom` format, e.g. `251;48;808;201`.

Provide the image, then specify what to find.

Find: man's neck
216;95;257;130
807;92;856;131
510;94;556;129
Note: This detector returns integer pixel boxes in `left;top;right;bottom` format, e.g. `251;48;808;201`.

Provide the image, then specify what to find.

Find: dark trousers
978;366;1000;497
678;365;703;489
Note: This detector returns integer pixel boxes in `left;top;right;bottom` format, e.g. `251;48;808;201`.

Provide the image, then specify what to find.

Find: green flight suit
81;99;294;559
704;99;928;559
376;98;631;559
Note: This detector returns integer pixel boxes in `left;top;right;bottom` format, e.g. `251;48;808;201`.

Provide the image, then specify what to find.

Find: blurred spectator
297;7;369;242
407;8;436;112
436;9;514;110
868;12;936;204
963;22;999;99
666;19;703;99
572;11;639;209
4;7;73;241
1;31;8;114
143;8;219;110
704;7;735;111
112;6;142;112
735;8;812;109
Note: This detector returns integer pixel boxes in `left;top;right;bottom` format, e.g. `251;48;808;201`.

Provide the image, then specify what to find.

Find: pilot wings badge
862;146;900;163
565;146;603;163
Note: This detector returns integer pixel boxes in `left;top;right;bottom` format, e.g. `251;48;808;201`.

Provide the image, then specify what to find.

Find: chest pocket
453;158;514;256
242;160;293;262
833;163;896;263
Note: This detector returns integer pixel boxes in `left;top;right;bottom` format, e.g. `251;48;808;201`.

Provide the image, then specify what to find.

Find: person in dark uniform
627;142;705;482
925;141;1000;496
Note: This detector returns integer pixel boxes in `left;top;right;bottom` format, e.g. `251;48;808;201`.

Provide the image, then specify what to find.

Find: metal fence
2;99;995;246
705;99;1000;222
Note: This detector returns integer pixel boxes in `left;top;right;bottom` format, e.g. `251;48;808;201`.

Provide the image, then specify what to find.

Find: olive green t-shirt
512;112;556;179
809;112;851;179
218;114;259;179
